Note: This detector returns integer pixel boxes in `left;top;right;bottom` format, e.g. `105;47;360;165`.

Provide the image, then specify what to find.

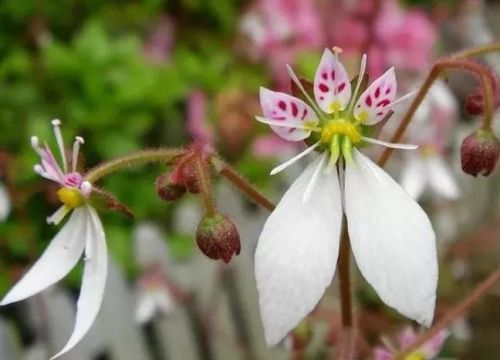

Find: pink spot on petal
278;101;287;110
385;87;391;95
273;116;286;121
377;99;390;107
365;95;372;106
322;72;328;80
331;71;336;80
319;83;329;92
301;109;308;120
319;96;324;100
338;82;346;92
375;87;381;98
291;102;298;116
377;112;383;116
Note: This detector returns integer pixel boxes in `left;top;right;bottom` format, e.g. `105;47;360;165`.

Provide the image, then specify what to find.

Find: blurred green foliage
0;0;267;291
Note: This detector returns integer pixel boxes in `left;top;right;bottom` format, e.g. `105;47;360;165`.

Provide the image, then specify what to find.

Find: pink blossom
374;326;449;360
186;90;215;144
144;15;175;63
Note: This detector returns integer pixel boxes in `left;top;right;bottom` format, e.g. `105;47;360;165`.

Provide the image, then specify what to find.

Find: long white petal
51;206;107;359
135;291;157;324
0;182;11;221
400;157;426;200
345;149;437;326
303;153;327;202
255;156;343;345
0;209;87;305
270;141;320;175
361;136;418;150
426;156;460;200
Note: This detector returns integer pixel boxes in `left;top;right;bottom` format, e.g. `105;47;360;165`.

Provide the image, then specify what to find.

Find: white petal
51;206;107;359
361;136;418;150
255;156;343;345
0;182;11;221
400;157;427;200
135;291;157;324
344;149;437;327
426;156;460;200
0;209;87;305
152;288;175;315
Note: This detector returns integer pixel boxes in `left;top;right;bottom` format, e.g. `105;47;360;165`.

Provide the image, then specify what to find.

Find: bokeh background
0;0;499;359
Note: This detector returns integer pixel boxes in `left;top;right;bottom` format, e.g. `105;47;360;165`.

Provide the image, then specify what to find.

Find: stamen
34;164;47;177
286;65;326;120
51;119;68;173
80;181;92;197
303;153;327;203
72;136;84;172
47;205;71;225
391;90;417;107
347;53;367;114
255;116;320;131
361;136;418;150
270;141;321;176
30;136;44;157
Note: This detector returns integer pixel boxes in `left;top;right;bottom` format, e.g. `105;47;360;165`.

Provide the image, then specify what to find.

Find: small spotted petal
354;67;397;125
313;49;351;113
260;87;318;141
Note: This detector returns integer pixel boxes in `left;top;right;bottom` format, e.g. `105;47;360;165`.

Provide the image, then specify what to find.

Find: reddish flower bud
460;129;499;177
156;172;186;201
465;72;500;116
196;213;241;263
177;159;201;194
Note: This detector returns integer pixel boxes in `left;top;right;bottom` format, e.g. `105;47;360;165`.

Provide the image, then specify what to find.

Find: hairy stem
85;148;184;183
395;269;500;360
212;157;276;212
196;156;216;216
378;59;494;167
452;42;500;59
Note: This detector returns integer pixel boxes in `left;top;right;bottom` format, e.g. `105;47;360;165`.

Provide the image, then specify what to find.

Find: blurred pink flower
374;326;449;360
186;90;215;144
252;134;297;158
144;15;175;63
375;0;437;75
240;0;324;88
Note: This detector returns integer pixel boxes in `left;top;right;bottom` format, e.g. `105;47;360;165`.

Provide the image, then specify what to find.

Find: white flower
0;120;107;359
0;176;10;221
133;222;175;324
400;80;460;200
255;49;438;345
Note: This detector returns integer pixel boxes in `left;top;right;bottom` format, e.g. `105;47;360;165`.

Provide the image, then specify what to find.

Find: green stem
84;148;184;183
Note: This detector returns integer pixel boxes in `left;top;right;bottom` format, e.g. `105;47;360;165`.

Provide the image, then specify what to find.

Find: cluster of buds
460;129;499;177
155;142;241;263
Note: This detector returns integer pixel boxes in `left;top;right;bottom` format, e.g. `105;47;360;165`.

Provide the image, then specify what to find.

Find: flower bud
465;73;500;116
195;213;241;263
460;129;499;177
156;172;186;201
178;159;201;194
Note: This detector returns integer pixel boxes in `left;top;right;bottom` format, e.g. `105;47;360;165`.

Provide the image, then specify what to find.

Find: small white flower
133;222;175;324
0;176;10;221
0;120;107;359
400;80;460;201
255;49;438;345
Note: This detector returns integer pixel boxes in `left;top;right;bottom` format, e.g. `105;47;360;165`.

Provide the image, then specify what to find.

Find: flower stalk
196;156;216;216
378;58;495;167
85;148;185;183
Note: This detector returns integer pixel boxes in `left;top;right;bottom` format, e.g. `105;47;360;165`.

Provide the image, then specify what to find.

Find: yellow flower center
57;187;85;209
404;351;426;360
320;119;362;145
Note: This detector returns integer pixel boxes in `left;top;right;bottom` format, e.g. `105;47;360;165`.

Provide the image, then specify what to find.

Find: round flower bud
465;74;500;116
460;129;499;177
195;213;241;263
178;160;201;194
156;172;186;201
